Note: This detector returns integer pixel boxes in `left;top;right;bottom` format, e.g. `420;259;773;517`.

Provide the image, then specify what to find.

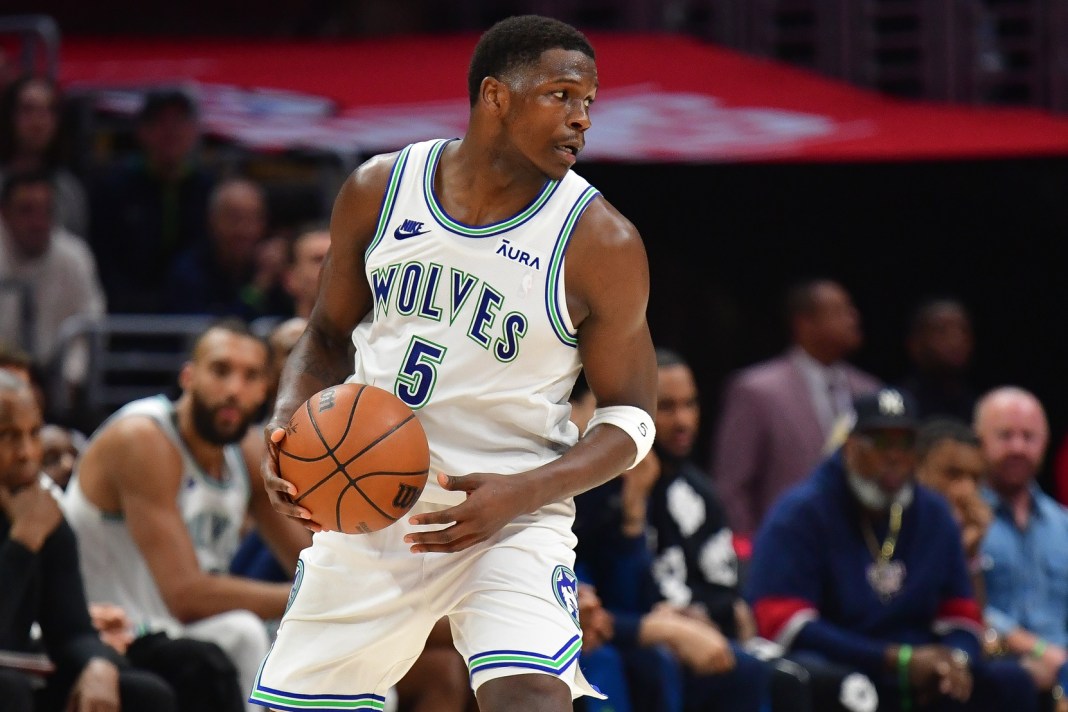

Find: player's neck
174;398;227;478
441;138;550;223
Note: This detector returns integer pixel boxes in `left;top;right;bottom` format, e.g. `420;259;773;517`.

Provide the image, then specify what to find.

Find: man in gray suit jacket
710;279;881;536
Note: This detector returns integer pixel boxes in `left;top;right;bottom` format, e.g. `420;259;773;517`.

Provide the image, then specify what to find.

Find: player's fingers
408;532;482;554
407;504;463;528
437;472;478;492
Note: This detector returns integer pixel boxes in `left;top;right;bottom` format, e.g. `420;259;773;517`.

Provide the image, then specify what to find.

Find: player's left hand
404;472;528;553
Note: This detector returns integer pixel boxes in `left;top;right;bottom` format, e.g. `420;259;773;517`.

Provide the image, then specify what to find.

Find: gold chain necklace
862;501;906;601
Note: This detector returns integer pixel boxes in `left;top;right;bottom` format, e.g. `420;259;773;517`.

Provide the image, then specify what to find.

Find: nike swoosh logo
394;226;431;240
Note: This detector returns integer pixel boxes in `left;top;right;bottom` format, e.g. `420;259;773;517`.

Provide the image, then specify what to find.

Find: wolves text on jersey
370;262;529;362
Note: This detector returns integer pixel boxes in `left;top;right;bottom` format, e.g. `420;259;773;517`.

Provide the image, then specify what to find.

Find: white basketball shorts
249;500;604;711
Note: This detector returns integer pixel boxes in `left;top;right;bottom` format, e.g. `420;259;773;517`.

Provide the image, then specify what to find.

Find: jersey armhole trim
545;187;600;347
365;144;414;262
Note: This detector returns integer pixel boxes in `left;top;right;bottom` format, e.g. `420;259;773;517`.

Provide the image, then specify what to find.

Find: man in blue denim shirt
976;386;1068;698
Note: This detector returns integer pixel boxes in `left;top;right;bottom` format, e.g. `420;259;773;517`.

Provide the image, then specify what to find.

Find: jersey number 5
396;336;446;409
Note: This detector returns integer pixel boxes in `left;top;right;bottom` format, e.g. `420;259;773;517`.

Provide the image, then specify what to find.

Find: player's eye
551;90;566;100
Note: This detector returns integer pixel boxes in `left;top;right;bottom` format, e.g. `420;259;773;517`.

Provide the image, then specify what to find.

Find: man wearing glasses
745;388;1035;711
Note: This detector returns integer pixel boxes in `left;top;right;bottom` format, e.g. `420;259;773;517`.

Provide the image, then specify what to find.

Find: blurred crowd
3;66;1068;712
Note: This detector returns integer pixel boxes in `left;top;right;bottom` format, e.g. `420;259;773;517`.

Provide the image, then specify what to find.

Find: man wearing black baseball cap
745;388;1038;711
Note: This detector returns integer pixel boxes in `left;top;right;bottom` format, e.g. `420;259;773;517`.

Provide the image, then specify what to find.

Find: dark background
575;157;1068;480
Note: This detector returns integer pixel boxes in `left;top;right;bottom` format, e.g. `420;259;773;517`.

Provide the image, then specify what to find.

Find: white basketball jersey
349;139;601;505
62;395;251;633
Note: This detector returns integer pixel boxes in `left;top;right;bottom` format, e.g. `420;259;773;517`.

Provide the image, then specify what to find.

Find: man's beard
847;471;914;512
190;393;251;445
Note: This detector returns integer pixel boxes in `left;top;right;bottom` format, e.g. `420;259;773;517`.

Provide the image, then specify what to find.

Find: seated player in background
62;319;311;709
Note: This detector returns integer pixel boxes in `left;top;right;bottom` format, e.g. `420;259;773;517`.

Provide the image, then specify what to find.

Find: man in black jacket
0;369;175;712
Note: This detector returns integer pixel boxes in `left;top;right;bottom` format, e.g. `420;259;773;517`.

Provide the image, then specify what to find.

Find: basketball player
62;320;312;710
255;15;657;712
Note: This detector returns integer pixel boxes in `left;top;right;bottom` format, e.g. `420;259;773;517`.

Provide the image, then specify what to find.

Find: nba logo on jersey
552;565;580;629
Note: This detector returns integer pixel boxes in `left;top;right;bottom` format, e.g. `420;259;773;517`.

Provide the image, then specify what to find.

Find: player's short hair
190;317;272;363
467;15;595;106
916;417;980;460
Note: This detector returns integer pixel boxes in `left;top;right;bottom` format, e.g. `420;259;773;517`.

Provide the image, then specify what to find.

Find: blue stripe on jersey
365;144;413;261
544;186;601;347
422;139;562;237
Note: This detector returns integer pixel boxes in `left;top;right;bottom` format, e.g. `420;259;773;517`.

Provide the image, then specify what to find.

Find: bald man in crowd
975;387;1068;700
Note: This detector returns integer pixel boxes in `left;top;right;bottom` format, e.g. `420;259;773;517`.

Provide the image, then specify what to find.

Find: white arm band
584;405;656;470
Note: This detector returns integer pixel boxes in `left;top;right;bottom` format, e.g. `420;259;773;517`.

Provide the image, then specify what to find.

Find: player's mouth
555;143;580;164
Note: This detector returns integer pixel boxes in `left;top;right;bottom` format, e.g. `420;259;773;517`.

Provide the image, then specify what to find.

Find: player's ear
178;361;193;390
480;77;509;116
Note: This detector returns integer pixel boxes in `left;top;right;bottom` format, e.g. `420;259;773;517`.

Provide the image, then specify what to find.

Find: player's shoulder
571;191;642;251
344;144;425;200
91;414;174;463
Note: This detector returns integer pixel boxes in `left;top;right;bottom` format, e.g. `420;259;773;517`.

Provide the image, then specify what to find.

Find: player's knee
476;672;571;712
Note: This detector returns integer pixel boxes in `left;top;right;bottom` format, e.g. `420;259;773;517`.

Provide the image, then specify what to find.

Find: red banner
60;32;1068;162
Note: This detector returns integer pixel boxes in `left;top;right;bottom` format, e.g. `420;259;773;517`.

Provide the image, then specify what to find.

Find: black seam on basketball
297;383;365;466
346;473;429;523
338;413;420;471
291;466;344;505
332;384;365;451
307;394;345;471
342;479;400;522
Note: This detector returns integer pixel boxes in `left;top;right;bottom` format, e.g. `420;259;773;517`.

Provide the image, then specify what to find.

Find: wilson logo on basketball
392;483;420;510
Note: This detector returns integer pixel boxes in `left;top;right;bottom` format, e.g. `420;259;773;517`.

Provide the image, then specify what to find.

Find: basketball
278;383;429;534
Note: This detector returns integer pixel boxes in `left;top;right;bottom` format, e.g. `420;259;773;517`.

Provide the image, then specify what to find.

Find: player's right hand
261;425;319;531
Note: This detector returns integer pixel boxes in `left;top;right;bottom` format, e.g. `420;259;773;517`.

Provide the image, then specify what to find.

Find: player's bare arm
406;197;657;553
261;154;397;520
83;417;292;621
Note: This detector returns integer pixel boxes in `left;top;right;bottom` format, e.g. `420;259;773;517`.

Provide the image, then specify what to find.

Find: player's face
185;331;269;445
977;396;1047;492
0;390;43;491
504;49;598;180
654;364;700;459
916;439;985;507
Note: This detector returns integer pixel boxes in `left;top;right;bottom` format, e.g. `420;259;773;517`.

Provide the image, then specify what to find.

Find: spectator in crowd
709;278;881;536
0;370;177;712
914;418;992;609
0;170;105;379
975;387;1068;699
89;88;214;314
165;177;291;319
574;369;782;712
38;423;84;492
282;225;330;320
746;387;1036;711
0;75;88;236
897;298;978;422
62;320;312;709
